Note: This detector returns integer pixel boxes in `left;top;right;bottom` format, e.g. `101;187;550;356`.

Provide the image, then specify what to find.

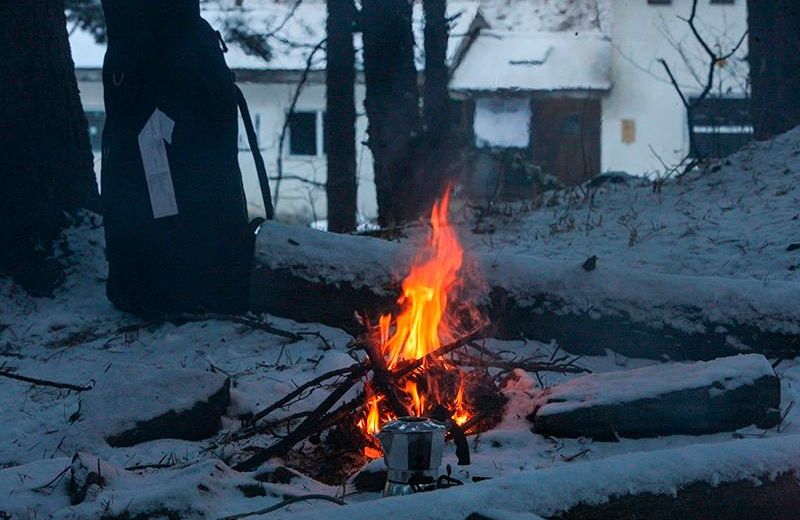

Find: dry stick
0;369;93;392
234;371;362;472
453;352;590;375
167;313;304;341
250;363;365;424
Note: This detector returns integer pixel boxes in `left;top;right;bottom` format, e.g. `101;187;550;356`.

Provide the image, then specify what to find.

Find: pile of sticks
230;328;588;472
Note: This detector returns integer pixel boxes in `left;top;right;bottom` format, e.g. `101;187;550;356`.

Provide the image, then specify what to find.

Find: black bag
100;0;273;315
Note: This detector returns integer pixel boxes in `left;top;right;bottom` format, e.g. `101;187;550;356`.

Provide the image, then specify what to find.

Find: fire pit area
224;192;585;486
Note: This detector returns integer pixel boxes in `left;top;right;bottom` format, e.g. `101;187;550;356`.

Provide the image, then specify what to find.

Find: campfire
229;191;587;482
357;191;486;458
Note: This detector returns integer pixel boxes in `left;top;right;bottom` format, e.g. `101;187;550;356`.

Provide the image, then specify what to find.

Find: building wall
77;78;378;225
602;0;748;176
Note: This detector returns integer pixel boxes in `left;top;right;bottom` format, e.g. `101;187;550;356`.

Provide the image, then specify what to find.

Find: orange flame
359;191;473;456
380;191;463;370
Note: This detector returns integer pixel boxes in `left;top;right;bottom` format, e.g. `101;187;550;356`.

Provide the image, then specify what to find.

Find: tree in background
0;0;99;295
747;0;800;140
420;0;452;212
361;0;421;228
325;0;358;233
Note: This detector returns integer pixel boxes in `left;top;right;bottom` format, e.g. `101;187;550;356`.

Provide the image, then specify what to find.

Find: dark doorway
531;97;601;186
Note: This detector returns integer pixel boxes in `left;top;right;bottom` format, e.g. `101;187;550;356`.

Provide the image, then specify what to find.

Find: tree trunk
325;0;358;233
361;0;421;227
420;0;451;207
747;0;800;140
0;0;98;295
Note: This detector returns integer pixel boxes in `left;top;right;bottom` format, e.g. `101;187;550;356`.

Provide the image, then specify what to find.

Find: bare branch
274;38;327;211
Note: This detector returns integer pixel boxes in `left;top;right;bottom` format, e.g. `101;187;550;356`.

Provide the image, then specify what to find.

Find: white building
69;0;749;223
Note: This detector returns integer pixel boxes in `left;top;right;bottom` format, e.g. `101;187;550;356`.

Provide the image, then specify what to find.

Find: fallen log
529;354;781;440
286;435;800;520
76;364;230;447
252;222;800;360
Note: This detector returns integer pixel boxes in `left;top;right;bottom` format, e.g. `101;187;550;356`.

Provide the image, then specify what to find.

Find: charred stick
392;328;485;379
0;368;93;392
234;371;361;472
357;341;409;417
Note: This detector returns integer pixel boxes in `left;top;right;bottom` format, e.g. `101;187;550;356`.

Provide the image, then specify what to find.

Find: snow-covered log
77;364;230;447
252;222;800;360
530;354;781;440
283;436;800;520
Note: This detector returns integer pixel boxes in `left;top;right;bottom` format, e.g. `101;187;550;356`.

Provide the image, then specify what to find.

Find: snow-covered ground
2;129;800;518
446;127;800;282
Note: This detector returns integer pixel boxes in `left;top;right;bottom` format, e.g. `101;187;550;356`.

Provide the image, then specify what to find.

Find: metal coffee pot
376;416;447;496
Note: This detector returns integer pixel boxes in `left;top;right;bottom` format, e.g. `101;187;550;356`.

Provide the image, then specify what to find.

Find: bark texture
361;0;421;227
747;0;800;140
325;0;358;233
421;0;452;197
0;0;98;295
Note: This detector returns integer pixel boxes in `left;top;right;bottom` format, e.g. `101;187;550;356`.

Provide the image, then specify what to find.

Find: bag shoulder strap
234;84;274;220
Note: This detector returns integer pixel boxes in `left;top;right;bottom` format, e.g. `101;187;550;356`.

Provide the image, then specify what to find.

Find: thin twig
274;38;327;211
217;494;345;520
0;369;93;392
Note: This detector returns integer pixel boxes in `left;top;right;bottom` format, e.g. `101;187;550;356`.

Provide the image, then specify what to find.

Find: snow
449;30;613;93
535;353;775;416
474;98;532;148
453;125;800;283
474;0;611;34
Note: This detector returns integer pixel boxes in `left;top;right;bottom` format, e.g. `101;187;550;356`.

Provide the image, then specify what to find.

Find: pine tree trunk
420;0;451;209
747;0;800;140
325;0;358;233
0;0;98;295
361;0;421;227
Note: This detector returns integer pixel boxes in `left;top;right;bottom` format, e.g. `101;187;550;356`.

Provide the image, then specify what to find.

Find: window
689;96;752;158
647;0;672;5
473;98;531;149
710;0;734;4
85;110;105;152
287;111;324;156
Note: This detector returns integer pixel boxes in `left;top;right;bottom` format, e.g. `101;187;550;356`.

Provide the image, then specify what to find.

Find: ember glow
359;191;475;455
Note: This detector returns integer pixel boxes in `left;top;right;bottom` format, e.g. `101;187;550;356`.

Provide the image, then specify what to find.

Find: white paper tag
138;108;178;219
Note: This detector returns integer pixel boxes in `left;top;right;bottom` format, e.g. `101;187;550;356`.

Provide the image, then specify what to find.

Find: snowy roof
449;29;613;93
68;0;482;72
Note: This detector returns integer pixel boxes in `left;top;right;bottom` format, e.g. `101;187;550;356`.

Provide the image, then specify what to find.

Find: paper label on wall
138;108;178;219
